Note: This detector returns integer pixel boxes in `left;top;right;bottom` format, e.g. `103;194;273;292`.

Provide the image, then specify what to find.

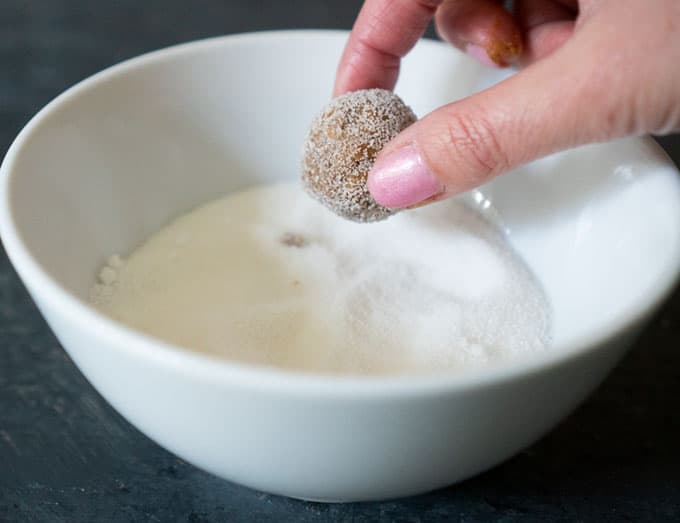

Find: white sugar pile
91;182;551;375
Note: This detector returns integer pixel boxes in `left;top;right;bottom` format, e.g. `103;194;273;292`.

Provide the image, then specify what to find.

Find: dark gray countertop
1;2;679;521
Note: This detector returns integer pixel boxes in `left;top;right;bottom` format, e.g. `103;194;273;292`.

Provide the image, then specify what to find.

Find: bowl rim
1;29;679;398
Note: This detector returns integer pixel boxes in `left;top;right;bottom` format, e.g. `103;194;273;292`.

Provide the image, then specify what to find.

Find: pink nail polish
465;44;500;68
368;145;443;208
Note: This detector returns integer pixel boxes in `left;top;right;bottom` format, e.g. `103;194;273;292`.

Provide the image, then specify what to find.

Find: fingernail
466;39;522;68
466;44;500;68
368;145;444;208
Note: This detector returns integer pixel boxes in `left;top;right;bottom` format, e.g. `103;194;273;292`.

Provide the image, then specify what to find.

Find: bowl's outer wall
33;287;641;501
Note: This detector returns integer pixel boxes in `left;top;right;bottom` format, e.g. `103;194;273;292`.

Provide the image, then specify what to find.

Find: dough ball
302;89;417;222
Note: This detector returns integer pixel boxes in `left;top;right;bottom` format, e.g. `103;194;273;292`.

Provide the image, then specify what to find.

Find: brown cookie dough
302;89;417;222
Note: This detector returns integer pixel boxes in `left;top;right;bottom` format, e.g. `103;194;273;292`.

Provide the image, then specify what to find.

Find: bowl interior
3;31;680;361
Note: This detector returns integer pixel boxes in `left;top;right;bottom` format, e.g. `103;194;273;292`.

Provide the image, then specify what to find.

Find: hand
334;0;680;209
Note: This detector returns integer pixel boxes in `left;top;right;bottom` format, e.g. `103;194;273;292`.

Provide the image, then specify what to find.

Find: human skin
333;0;680;208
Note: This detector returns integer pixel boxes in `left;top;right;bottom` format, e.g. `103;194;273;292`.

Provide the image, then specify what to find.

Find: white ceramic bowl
1;31;679;502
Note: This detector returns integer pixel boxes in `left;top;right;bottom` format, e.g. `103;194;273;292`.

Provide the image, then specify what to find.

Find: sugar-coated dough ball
302;89;417;223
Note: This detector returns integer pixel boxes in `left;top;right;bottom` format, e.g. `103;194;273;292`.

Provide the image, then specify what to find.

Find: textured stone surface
1;1;679;521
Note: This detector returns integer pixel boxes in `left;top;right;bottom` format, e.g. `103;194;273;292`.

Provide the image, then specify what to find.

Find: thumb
367;36;629;208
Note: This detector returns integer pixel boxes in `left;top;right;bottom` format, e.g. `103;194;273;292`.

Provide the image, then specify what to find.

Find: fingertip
368;144;444;208
333;0;441;97
333;34;401;97
435;0;523;67
465;44;505;69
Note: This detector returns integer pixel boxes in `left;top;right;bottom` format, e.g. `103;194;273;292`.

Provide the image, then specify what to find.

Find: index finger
333;0;443;96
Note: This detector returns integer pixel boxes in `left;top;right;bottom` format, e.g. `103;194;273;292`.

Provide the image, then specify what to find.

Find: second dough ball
302;89;417;223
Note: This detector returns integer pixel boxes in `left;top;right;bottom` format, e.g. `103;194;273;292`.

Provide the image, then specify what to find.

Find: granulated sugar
91;182;551;375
